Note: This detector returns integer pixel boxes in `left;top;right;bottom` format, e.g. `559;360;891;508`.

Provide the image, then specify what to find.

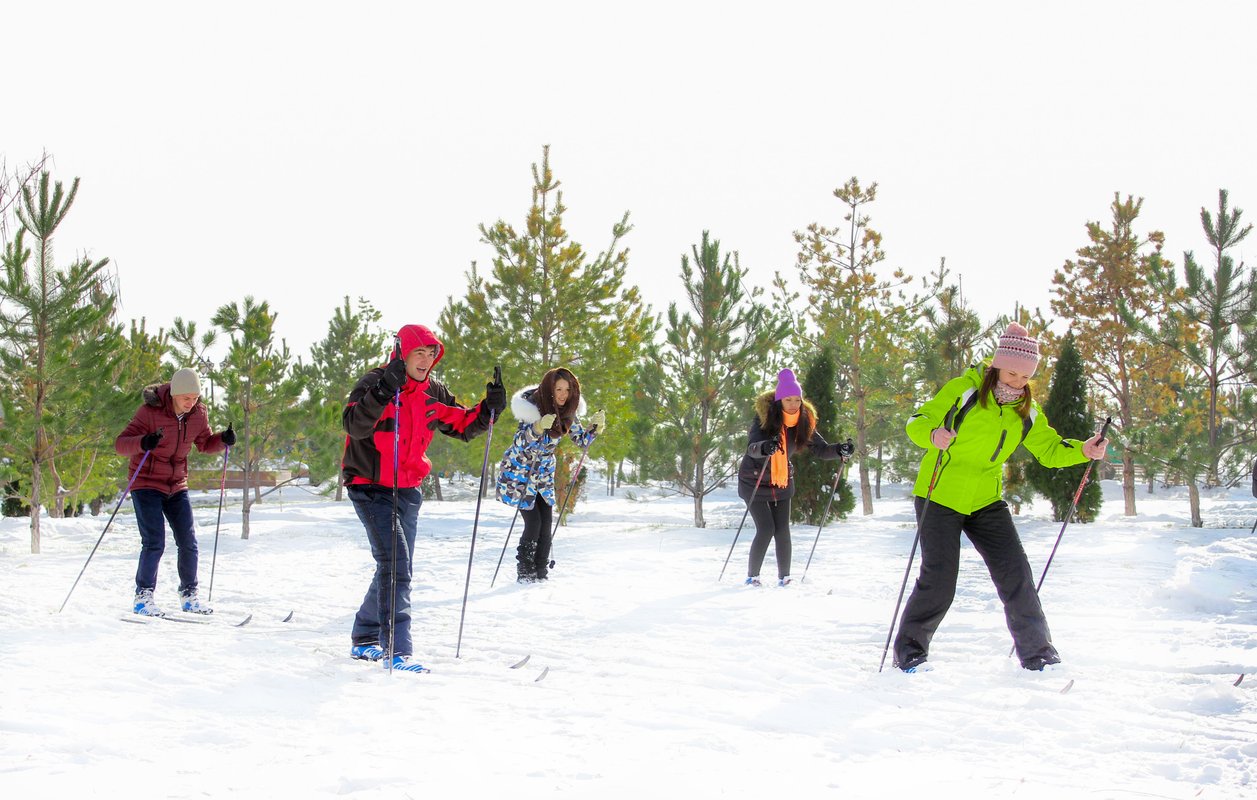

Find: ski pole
207;443;231;602
59;449;151;613
1008;417;1112;658
718;447;772;582
490;504;522;588
878;400;959;673
387;337;402;675
456;366;501;659
545;425;597;571
1250;457;1256;535
801;440;854;583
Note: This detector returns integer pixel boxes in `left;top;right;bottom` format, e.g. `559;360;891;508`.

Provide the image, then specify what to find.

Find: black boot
534;529;553;580
516;541;537;583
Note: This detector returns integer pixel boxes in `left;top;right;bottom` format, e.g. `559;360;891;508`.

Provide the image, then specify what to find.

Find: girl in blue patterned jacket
496;367;604;582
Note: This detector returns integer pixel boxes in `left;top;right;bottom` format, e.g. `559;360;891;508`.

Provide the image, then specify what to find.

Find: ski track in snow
1;479;1254;799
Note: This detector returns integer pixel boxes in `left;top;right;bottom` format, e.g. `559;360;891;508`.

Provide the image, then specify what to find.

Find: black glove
484;368;507;416
758;438;780;457
838;439;855;458
140;429;164;452
377;358;408;395
220;423;236;447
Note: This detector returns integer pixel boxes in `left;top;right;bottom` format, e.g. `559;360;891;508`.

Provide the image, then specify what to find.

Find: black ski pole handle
1097;417;1113;442
1089;417;1114;459
392;335;402;361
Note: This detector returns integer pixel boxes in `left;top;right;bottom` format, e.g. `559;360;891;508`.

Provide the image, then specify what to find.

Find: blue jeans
349;485;422;657
131;489;199;595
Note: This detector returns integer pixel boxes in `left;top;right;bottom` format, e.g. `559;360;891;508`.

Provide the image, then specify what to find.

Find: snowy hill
1;478;1254;799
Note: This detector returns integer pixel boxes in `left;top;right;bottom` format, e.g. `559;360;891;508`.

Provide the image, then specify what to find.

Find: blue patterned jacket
496;387;596;510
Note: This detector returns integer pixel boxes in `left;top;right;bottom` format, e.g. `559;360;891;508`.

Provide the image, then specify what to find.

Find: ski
535;666;549;682
120;613;213;626
1060;679;1074;694
230;610;294;628
509;654;531;669
1236;674;1245;687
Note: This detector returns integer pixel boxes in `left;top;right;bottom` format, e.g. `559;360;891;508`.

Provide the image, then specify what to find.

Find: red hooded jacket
115;383;228;494
341;324;491;489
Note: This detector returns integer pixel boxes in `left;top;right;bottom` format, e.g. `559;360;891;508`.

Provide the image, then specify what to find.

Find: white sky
7;1;1256;362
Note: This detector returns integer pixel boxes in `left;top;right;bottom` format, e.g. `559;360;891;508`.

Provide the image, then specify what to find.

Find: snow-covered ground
2;477;1254;799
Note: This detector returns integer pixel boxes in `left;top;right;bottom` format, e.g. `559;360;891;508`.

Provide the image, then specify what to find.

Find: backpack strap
950;388;981;432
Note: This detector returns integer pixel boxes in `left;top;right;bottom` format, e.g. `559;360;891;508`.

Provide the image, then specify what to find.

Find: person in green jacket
893;323;1109;672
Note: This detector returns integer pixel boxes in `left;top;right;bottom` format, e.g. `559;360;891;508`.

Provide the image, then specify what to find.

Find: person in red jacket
342;324;506;673
115;368;234;616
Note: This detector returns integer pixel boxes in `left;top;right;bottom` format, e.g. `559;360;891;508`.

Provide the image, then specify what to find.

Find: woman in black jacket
738;369;851;586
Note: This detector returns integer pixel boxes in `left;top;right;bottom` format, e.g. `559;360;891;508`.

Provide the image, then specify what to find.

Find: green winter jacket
907;363;1090;515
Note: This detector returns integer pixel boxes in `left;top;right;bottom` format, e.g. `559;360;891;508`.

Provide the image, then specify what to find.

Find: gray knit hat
170;368;202;396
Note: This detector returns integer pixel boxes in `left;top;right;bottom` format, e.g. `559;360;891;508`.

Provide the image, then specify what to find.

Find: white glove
533;413;557;435
587;409;606;432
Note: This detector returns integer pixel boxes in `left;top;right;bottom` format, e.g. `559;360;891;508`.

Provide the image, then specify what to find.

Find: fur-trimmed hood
511;386;587;425
754;390;818;429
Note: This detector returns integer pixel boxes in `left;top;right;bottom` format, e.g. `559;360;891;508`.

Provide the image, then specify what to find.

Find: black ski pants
748;499;792;580
893;497;1058;669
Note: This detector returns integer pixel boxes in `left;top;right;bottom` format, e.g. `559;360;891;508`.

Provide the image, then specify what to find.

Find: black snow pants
893;497;1059;669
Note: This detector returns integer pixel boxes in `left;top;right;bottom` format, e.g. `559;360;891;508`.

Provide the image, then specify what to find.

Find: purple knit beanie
991;323;1041;374
775;368;803;401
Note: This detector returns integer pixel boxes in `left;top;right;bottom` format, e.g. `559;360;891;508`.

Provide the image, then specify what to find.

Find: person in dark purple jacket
115;367;234;617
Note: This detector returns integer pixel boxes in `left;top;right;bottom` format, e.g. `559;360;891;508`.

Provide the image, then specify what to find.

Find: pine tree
791;346;854;524
437;146;654;514
1137;190;1256;489
0;172;118;552
637;231;786;527
211;297;305;538
1025;333;1102;522
910;259;998;392
790;177;935;515
1051;194;1169;516
302;297;384;500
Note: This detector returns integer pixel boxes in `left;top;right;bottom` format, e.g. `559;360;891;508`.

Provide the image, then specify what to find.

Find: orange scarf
770;410;800;488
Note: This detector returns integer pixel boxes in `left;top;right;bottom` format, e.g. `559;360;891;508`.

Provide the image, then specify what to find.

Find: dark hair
763;398;817;448
536;368;581;435
979;365;1032;419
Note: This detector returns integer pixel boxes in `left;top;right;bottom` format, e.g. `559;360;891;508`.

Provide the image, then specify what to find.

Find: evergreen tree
790;177;935;515
1051;194;1170;516
301;297;384;500
637;231;786;527
437;146;654;513
167;317;220;412
1025;333;1102;522
211;297;305;538
791;346;854;524
1137;190;1257;489
910;259;998;392
0;172;118;552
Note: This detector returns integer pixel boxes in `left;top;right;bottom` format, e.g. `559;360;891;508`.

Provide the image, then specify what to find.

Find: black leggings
748;499;792;579
518;497;554;577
